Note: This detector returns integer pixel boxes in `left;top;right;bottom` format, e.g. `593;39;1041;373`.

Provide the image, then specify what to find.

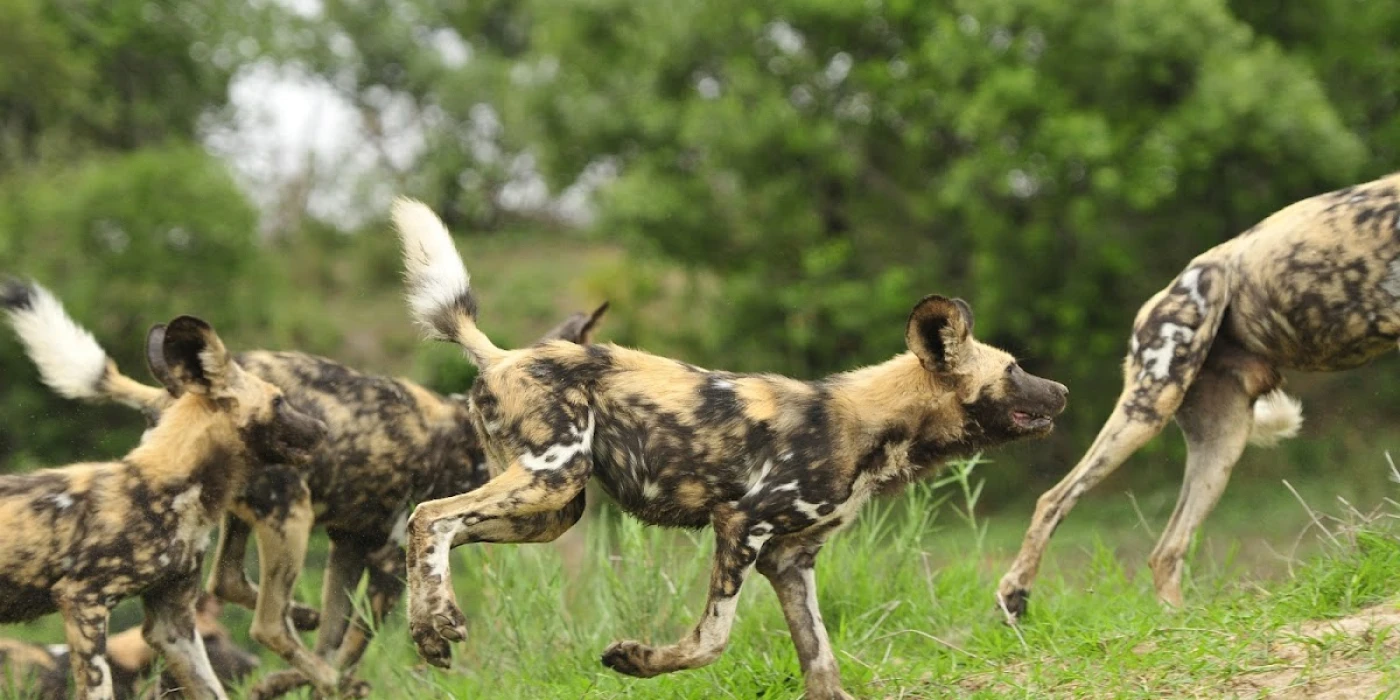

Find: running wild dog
0;309;326;700
0;593;259;700
1;278;607;699
996;172;1400;622
389;199;1068;700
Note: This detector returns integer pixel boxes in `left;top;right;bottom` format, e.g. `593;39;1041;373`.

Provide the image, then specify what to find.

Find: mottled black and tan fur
390;199;1068;700
996;172;1400;622
0;592;259;700
1;278;607;699
0;311;326;700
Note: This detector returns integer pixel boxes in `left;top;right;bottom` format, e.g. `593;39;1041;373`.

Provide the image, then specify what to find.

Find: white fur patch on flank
520;412;596;472
1249;390;1303;448
391;197;471;338
4;281;108;400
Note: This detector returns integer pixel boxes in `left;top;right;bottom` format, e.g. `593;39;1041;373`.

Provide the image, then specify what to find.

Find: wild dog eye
273;396;286;412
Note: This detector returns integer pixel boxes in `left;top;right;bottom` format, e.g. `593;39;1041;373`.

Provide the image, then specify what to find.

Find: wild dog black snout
248;399;327;464
1006;366;1067;432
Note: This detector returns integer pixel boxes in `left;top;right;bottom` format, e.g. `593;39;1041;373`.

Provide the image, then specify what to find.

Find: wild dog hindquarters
996;261;1236;621
391;197;1066;698
1001;172;1400;621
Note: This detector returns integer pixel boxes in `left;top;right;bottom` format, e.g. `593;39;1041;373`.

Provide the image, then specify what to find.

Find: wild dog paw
290;601;322;631
336;677;372;698
409;601;467;668
246;671;307;700
995;585;1030;625
600;640;662;678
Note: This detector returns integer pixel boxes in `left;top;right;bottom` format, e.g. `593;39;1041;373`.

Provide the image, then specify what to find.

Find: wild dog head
905;295;1068;442
145;315;327;464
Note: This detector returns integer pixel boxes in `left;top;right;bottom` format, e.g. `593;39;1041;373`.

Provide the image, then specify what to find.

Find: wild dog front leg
997;263;1233;622
55;593;114;700
215;505;320;631
755;537;850;700
602;505;769;677
244;483;345;699
141;574;228;700
1148;368;1254;608
333;540;407;671
314;536;370;659
208;512;259;610
407;469;590;667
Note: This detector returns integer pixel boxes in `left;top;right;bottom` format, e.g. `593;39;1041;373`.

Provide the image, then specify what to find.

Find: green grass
202;464;1400;699
8;464;1400;699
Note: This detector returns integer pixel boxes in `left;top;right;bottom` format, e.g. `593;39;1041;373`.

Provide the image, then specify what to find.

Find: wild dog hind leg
1148;349;1276;607
601;504;769;677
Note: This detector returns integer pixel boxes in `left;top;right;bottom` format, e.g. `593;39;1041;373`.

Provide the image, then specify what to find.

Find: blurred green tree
470;0;1375;492
0;0;286;469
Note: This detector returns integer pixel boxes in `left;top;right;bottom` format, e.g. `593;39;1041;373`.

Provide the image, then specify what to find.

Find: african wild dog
0;593;259;700
1;278;607;699
995;172;1400;622
389;199;1068;700
0;309;326;700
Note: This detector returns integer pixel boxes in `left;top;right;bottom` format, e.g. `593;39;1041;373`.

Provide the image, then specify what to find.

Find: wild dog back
234;350;487;531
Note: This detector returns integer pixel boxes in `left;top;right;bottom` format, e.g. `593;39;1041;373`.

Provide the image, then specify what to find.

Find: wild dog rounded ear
906;295;975;372
160;316;232;395
145;323;183;397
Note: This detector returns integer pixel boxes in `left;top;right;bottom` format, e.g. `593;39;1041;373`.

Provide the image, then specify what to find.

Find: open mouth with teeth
1010;410;1054;431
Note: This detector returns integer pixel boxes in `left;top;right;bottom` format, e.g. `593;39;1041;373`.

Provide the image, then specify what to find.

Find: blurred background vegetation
3;0;1400;515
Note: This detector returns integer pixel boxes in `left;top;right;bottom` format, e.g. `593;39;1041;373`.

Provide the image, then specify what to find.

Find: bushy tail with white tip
1;277;169;416
1248;389;1303;447
391;198;505;368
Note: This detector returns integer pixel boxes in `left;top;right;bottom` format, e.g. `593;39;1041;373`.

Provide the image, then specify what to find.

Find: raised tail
390;198;506;368
0;277;170;419
1248;389;1303;447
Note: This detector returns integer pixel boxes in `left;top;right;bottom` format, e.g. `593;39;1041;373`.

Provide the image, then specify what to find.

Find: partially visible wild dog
0;593;259;700
389;199;1069;700
1;278;608;699
995;172;1400;622
0;309;326;700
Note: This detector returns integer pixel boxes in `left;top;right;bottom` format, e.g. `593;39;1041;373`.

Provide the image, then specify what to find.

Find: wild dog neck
827;352;965;442
124;395;252;512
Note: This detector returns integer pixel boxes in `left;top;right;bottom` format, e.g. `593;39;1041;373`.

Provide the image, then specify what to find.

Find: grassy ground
6;462;1400;698
210;463;1400;699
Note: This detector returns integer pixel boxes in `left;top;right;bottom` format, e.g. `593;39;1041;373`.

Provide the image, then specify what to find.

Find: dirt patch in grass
1228;602;1400;699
